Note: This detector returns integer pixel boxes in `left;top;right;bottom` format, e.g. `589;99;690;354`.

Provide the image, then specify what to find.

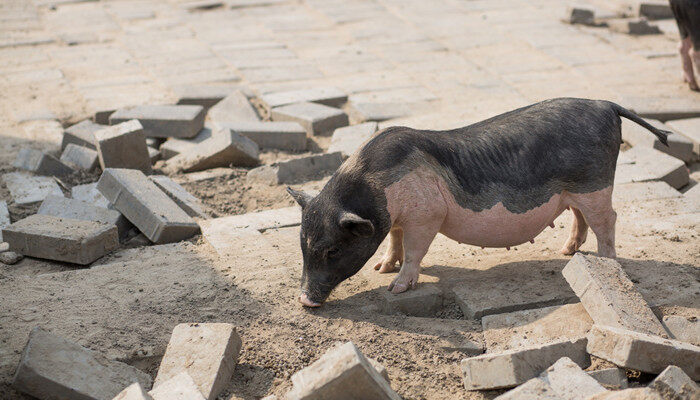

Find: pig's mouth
299;292;322;307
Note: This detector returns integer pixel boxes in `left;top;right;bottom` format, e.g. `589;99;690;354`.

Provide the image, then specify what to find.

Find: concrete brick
38;195;131;239
163;129;259;172
207;90;260;125
114;383;153;400
181;0;223;11
60;143;100;171
2;172;64;205
12;327;151;400
348;102;411;123
684;184;700;203
540;357;606;400
97;168;199;244
0;200;9;242
621;118;694;162
95;119;152;174
154;323;241;400
380;283;443;317
588;388;663;400
649;365;699;400
586;324;700;379
174;84;253;111
160;128;215;160
482;303;593;353
109;105;205;139
328;122;378;159
72;182;111;208
367;358;390;383
587;368;628;390
261;87;347;110
2;214;119;265
631;104;700;122
662;315;699;346
62;119;104;150
613;182;681;204
639;2;673;20
461;338;590;390
147;147;160;163
246;152;342;185
567;6;595;25
213;121;307;151
287;342;401;400
562;253;668;337
271;102;348;136
149;372;205;400
666;117;700;157
13;148;75;177
494;378;561;400
615;147;688;189
149;175;206;218
609;18;661;35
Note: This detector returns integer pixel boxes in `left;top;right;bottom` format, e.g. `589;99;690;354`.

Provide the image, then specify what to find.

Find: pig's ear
287;187;313;209
339;212;375;237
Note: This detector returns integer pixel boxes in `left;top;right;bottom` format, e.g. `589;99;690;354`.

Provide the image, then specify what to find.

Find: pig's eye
326;247;340;259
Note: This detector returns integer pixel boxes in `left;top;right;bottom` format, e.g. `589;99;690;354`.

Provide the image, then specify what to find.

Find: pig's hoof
374;260;401;273
388;274;418;294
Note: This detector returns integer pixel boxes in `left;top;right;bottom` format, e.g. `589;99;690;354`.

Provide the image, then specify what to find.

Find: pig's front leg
374;227;403;273
387;221;441;294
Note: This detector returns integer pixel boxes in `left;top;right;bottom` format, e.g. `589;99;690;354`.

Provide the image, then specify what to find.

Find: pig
670;0;700;91
288;98;670;307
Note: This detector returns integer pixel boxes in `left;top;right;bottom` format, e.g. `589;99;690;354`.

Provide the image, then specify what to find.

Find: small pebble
0;251;23;265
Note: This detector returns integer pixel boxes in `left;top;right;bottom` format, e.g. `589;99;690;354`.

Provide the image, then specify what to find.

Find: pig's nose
298;292;322;307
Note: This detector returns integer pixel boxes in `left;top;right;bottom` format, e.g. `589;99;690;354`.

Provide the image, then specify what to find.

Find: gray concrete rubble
163;129;259;172
13;148;75;177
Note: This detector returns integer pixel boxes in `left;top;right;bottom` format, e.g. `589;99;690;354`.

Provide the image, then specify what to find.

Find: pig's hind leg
374;227;404;273
566;187;617;258
560;207;589;255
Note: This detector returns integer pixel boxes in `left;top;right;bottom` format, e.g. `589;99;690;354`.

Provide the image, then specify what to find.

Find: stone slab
2;172;64;205
97;168;199;244
662;315;700;346
2;214;119;265
461;338;590;390
666;117;700;157
287;342;401;400
615;147;688;189
199;206;300;243
540;357;606;400
587;368;628;390
261;87;347;110
612;182;681;204
206;90;260;125
149;372;205;400
12;327;152;400
649;365;699;400
588;388;663;400
621;118;694;162
38;195;131;239
348;102;411;122
13;148;75;177
494;378;561;400
149;175;206;218
631;104;700;122
271;102;348;136
562;253;668;337
109;105;205;139
71;182;111;209
481;303;593;353
639;2;673;19
154;323;241;400
95;119;152;174
246;152;342;185
213;121;307;151
163;129;259;172
586;324;700;379
174;84;253;110
114;383;153;400
160;128;215;160
60;143;100;171
380;283;443;317
62;119;104;150
328;122;378;159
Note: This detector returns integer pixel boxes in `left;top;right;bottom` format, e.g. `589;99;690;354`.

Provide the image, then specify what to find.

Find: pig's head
287;186;385;307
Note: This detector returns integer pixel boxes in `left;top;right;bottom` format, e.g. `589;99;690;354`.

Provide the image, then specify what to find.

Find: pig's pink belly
439;193;567;248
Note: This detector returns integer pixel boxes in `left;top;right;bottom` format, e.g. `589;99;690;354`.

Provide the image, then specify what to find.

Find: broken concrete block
213;121;307;151
60;143;100;171
62;119;104;150
261;87;347;110
97;168;199;244
562;253;667;337
367;358;390;383
609;18;661;35
540;357;607;400
649;365;699;400
380;283;443;317
109;105;205;139
587;368;628;390
38;195;131;239
95;119;152;174
2;172;64;205
72;182;111;208
662;315;699;346
148;147;160;163
567;6;595;25
588;388;663;400
482;303;593;352
461;338;589;390
154;323;241;400
494;378;561;400
0;251;23;265
328;122;378;159
149;372;205;400
0;200;9;241
271;102;348;136
2;214;119;264
615;147;688;189
612;181;681;204
149;175;206;218
639;2;673;20
348;102;411;122
207;90;260;125
163;129;259;172
12;327;151;400
586;324;700;379
246;152;342;185
174;85;251;110
666;117;700;157
114;383;153;400
621;118;694;162
13;148;75;177
287;342;401;400
160;128;215;160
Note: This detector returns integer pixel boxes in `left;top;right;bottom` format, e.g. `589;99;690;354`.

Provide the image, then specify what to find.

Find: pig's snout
298;292;322;308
